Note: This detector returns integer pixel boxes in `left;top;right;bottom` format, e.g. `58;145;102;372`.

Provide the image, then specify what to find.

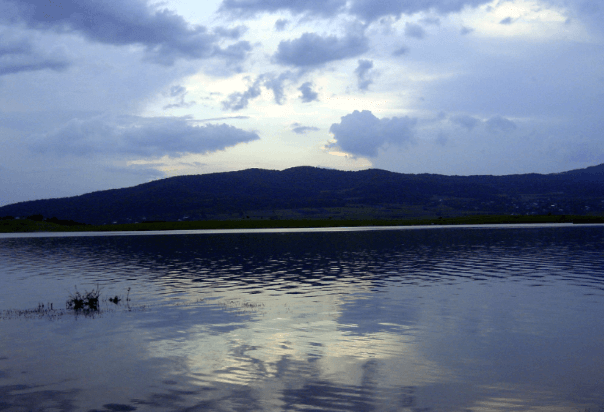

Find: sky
1;0;603;206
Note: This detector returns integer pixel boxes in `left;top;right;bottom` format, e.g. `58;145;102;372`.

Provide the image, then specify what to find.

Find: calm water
1;225;603;412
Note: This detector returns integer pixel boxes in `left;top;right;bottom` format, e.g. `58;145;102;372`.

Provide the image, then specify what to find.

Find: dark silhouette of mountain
1;165;603;224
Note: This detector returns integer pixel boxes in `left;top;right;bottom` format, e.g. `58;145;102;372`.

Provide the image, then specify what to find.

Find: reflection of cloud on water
142;283;449;403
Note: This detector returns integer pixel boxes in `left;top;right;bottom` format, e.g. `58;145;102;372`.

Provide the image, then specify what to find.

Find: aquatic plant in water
66;285;101;311
0;287;141;320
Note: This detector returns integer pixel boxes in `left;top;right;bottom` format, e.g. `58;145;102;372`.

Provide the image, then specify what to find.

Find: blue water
1;225;603;411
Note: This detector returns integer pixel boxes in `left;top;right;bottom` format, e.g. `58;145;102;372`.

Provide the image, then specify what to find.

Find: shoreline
1;214;603;233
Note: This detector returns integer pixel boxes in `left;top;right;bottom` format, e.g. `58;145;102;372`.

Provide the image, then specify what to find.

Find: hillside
1;165;603;225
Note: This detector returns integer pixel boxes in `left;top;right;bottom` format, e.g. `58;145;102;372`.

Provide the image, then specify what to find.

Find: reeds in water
66;285;101;312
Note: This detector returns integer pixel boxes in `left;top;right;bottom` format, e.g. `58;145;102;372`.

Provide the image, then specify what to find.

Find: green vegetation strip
1;215;603;233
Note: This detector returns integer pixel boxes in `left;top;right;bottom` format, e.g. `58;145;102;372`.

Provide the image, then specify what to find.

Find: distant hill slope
1;165;604;224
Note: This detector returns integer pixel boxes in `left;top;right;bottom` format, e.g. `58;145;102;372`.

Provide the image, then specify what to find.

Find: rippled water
1;225;604;411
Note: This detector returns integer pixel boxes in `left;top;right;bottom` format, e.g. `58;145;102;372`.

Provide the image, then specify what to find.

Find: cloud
273;32;369;67
30;115;260;158
162;85;196;110
544;0;604;36
291;123;320;134
212;40;252;62
275;19;289;31
219;0;346;17
404;23;426;39
450;114;480;130
499;17;514;25
420;17;441;26
1;0;242;66
354;59;374;91
486;116;517;133
348;0;492;22
392;45;409;56
168;85;186;97
191;116;250;122
460;26;474;35
329;110;417;157
299;82;319;102
213;25;247;39
0;31;70;76
222;77;264;110
263;71;295;104
222;72;295;110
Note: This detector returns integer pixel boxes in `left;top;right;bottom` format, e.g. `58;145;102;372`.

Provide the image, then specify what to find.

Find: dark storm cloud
329;110;417;157
298;82;319;102
347;0;492;22
1;0;246;66
30;115;260;157
450;114;480;130
486;116;517;133
404;23;426;39
0;33;70;75
273;32;369;67
219;0;346;17
354;59;374;91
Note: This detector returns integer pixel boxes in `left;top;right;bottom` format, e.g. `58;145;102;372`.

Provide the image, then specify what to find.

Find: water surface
1;225;603;411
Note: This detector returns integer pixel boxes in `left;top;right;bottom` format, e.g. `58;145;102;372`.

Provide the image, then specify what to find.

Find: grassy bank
1;214;603;233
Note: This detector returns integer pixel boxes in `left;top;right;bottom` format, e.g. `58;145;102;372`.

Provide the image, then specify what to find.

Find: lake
1;225;603;411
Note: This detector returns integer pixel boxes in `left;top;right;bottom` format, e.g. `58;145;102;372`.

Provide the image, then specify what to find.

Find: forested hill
1;164;604;225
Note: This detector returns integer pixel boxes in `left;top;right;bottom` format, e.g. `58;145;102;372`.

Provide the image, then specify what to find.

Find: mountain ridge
1;164;603;224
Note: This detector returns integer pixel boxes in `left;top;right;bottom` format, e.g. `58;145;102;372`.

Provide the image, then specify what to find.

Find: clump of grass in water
66;285;101;312
108;287;131;305
1;287;141;320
